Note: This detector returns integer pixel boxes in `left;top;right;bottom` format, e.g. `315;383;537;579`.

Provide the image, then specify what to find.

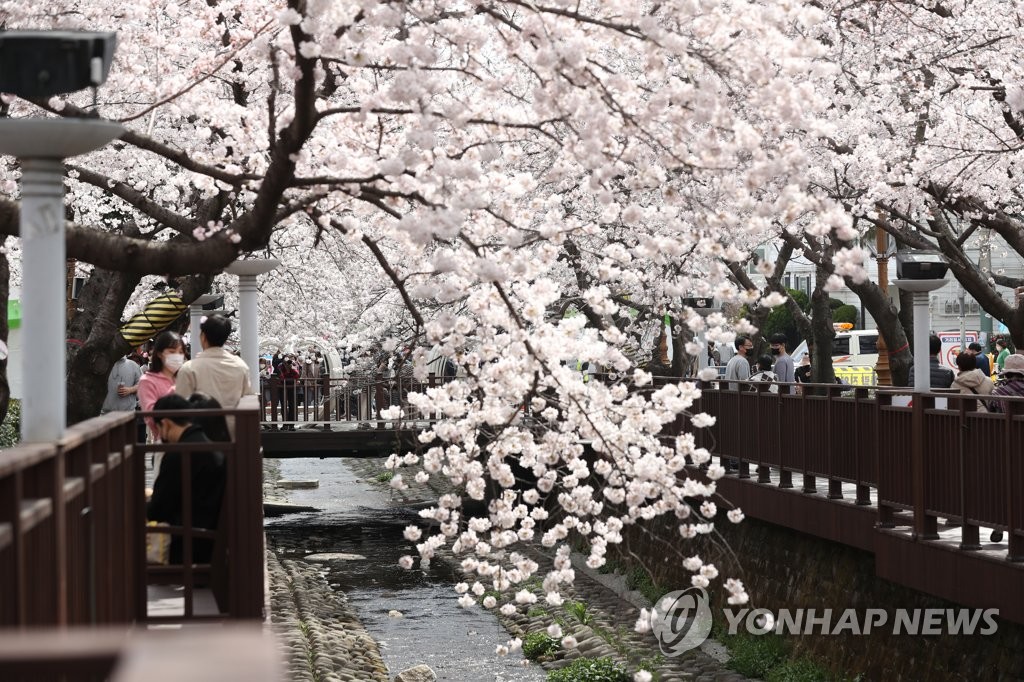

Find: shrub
565;599;593;625
624;566;661;605
727;634;789;678
375;470;394;483
547;657;631;682
0;399;20;449
522;632;559;661
833;304;858;326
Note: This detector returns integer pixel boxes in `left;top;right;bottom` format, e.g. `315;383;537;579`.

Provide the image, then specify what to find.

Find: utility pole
873;228;894;385
979;230;993;341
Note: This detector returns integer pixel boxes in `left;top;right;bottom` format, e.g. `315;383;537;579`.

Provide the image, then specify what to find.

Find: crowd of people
712;331;1024;411
99;314;251;567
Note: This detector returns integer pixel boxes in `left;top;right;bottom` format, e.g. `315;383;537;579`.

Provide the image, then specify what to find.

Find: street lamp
682;296;719;373
0;31;122;442
225;259;280;392
892;251;950;393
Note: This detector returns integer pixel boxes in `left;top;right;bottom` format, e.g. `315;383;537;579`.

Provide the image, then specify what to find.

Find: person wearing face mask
100;353;143;415
724;336;754;391
147;393;226;565
138;330;186;442
769;333;795;395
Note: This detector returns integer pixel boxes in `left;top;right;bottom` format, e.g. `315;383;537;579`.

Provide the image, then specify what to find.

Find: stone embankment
267;549;390;682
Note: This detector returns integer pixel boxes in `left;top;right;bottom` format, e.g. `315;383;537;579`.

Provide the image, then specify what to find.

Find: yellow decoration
119;293;187;346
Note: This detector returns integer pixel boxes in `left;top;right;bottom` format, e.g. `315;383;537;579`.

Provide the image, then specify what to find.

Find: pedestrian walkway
732;463;1010;554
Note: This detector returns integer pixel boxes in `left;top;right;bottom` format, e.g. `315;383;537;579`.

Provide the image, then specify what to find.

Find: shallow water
266;458;546;681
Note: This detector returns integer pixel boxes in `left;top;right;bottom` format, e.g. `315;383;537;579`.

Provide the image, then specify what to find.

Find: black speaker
895;251;948;280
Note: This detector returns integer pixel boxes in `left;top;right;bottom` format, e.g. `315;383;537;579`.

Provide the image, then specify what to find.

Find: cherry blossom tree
0;0;848;622
805;1;1024;349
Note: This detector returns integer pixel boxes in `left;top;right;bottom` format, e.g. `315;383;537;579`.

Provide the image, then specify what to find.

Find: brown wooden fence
691;381;1024;622
694;383;1024;560
0;395;264;630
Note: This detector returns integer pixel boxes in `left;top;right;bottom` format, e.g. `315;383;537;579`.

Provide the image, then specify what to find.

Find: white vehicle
792;327;879;385
792;327;986;386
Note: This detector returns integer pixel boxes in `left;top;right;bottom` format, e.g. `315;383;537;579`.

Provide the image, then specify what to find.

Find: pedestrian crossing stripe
119;293;187;346
834;365;876;386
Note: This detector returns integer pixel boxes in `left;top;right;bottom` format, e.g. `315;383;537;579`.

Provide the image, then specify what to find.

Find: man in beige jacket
176;314;252;435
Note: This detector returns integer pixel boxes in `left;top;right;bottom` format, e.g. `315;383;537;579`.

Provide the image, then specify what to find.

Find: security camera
0;31;117;98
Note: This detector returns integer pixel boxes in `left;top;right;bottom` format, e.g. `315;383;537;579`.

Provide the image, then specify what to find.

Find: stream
265;457;547;681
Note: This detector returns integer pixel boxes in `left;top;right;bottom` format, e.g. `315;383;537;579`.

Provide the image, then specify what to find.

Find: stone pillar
893;278;948;393
190;305;204;357
912;291;931;393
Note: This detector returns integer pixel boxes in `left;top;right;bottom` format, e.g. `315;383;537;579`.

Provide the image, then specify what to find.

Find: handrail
693;385;1024;563
0;625;280;681
0;396;264;628
257;373;455;425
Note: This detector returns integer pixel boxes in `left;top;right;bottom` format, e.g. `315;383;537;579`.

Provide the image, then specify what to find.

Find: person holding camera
277;354;301;430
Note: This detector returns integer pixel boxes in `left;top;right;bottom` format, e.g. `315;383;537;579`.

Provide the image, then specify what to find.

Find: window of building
795;275;811;296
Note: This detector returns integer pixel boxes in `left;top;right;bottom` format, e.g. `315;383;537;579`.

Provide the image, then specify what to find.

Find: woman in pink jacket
137;331;186;442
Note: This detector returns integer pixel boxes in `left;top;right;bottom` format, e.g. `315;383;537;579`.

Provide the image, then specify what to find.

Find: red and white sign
937;331;979;371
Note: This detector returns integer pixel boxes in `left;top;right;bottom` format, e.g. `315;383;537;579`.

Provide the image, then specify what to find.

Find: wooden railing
0;395;264;629
0;625;280;681
692;381;1024;562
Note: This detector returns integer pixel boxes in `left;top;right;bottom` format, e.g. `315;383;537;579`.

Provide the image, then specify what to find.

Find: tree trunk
671;320;692;378
1009;305;1024;350
845;279;913;387
809;270;836;388
66;269;141;424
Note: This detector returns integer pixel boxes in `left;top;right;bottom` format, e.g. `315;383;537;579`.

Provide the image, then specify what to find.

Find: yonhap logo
651;587;714;656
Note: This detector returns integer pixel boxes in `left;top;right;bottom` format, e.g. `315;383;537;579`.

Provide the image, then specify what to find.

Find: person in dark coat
147;393;226;564
276;354;301;430
966;342;991;377
906;334;954;389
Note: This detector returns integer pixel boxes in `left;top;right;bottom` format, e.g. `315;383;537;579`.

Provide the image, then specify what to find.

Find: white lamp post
224;259;280;392
892;251;950;393
683;297;718;374
0;31;121;441
0;118;123;441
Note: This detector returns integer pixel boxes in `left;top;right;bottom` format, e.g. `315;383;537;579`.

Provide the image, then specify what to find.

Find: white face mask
164;353;185;372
